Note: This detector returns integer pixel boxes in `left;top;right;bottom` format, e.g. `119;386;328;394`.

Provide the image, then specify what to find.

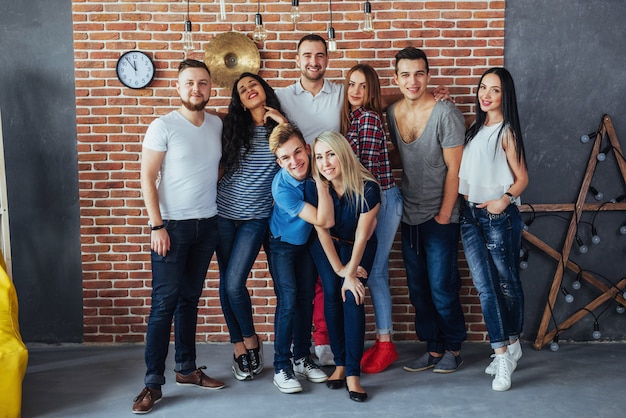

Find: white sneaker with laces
314;344;335;366
293;357;328;383
492;352;517;391
273;369;303;394
485;340;522;375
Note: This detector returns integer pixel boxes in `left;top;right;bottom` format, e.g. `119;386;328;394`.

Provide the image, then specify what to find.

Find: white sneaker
492;352;517;391
314;344;335;366
273;369;303;394
485;340;522;375
293;357;328;383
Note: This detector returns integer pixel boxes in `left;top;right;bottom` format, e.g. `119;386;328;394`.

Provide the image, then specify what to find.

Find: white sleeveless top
459;122;518;204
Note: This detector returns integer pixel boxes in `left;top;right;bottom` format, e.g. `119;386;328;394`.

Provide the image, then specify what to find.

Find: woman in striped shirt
217;73;287;382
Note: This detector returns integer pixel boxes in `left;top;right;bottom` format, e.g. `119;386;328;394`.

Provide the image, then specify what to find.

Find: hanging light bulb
327;0;337;52
362;1;374;33
592;320;601;340
327;27;337;52
291;0;301;25
218;0;227;22
575;236;588;254
616;304;625;314
253;0;267;43
183;0;194;52
550;333;560;352
561;287;574;304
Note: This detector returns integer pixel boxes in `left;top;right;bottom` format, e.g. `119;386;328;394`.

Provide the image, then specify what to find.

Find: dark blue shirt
304;179;381;243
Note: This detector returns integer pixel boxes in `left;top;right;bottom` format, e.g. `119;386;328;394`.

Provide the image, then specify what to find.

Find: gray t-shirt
387;100;465;225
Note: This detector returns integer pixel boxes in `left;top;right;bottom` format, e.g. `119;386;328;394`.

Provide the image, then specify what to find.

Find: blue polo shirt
269;168;313;246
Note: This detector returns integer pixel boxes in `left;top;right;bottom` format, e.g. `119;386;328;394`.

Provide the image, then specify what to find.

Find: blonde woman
306;131;380;402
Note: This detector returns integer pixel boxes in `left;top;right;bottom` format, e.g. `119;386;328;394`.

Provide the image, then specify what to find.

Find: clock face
116;51;155;89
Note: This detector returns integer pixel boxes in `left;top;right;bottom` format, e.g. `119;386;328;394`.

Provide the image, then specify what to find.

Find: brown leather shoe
176;366;226;390
132;387;162;414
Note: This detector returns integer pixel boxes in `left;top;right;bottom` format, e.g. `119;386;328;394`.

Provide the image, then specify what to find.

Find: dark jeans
309;233;377;377
268;236;317;373
402;219;467;353
144;217;218;387
460;200;524;349
217;217;269;343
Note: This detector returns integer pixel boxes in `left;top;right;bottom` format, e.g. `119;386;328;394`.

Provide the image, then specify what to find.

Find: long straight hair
466;67;526;166
312;131;378;212
340;64;383;135
221;72;283;175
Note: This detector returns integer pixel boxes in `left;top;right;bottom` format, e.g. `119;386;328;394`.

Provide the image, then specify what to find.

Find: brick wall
73;0;505;344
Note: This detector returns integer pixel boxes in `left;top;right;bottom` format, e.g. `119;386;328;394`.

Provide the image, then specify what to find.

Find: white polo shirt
276;79;344;144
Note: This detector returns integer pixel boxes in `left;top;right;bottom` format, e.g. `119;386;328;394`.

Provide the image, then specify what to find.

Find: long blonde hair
312;131;379;212
341;64;384;135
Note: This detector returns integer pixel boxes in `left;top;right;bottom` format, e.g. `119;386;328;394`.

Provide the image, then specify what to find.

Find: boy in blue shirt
268;123;333;394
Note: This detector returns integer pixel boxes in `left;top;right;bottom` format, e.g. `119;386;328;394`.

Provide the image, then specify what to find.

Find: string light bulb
291;0;301;25
253;0;267;43
561;287;574;304
362;1;374;33
327;0;337;52
183;0;194;52
550;333;560;352
592;320;601;340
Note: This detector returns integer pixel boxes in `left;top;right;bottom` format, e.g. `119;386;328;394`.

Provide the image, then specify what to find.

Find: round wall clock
116;51;155;89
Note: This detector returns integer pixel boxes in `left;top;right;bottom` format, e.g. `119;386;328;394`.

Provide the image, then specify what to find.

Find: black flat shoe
348;390;368;402
326;379;345;390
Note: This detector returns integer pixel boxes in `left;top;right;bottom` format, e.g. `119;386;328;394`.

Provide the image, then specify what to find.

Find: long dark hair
465;67;526;165
221;72;284;175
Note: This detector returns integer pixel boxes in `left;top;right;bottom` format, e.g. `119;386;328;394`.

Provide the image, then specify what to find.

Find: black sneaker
247;336;264;375
232;354;253;381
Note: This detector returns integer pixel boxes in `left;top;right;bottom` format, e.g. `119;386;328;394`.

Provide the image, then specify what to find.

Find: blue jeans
144;217;218;387
217;217;269;343
460;200;524;349
402;219;467;353
268;236;317;373
368;185;402;335
310;233;377;377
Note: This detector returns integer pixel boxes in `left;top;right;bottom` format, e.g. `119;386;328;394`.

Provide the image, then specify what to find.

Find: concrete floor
23;341;625;418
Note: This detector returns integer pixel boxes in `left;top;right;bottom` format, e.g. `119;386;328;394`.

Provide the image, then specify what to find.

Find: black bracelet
150;224;165;231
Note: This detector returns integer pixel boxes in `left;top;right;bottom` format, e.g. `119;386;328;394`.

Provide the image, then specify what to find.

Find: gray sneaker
403;352;441;372
433;351;463;373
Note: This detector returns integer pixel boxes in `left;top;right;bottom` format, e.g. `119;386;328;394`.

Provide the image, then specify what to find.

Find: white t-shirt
276;79;344;144
142;110;222;220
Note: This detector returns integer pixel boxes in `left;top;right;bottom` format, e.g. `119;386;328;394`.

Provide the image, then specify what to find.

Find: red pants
312;276;330;345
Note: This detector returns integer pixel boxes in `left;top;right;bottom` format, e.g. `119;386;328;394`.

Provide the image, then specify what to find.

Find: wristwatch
148;221;165;231
504;192;516;205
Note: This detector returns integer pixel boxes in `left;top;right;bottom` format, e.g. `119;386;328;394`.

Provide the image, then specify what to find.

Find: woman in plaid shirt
341;63;403;374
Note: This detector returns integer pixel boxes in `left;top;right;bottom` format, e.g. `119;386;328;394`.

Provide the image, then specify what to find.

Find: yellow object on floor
0;250;28;418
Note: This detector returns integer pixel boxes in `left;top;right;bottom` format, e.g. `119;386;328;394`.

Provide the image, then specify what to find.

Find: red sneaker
360;339;379;369
362;341;398;374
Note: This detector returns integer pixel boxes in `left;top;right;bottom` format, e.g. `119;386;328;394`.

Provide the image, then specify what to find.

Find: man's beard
181;97;209;111
301;66;325;82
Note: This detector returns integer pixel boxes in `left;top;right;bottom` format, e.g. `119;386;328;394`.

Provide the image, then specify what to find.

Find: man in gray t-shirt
387;47;467;374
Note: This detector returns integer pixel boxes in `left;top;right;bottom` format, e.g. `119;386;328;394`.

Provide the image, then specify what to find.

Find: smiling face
314;141;342;183
478;73;503;114
347;70;367;111
275;135;311;181
393;58;431;102
237;76;267;110
177;67;212;111
295;40;329;82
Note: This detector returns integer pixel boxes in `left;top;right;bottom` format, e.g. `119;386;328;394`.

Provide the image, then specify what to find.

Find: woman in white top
458;67;529;392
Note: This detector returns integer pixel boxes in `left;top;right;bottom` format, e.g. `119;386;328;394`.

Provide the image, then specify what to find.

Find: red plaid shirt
345;107;395;190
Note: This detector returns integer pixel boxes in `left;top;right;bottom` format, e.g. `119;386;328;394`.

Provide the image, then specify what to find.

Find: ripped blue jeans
460;200;524;349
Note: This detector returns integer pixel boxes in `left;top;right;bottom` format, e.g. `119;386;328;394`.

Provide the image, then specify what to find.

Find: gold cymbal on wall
204;32;260;89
